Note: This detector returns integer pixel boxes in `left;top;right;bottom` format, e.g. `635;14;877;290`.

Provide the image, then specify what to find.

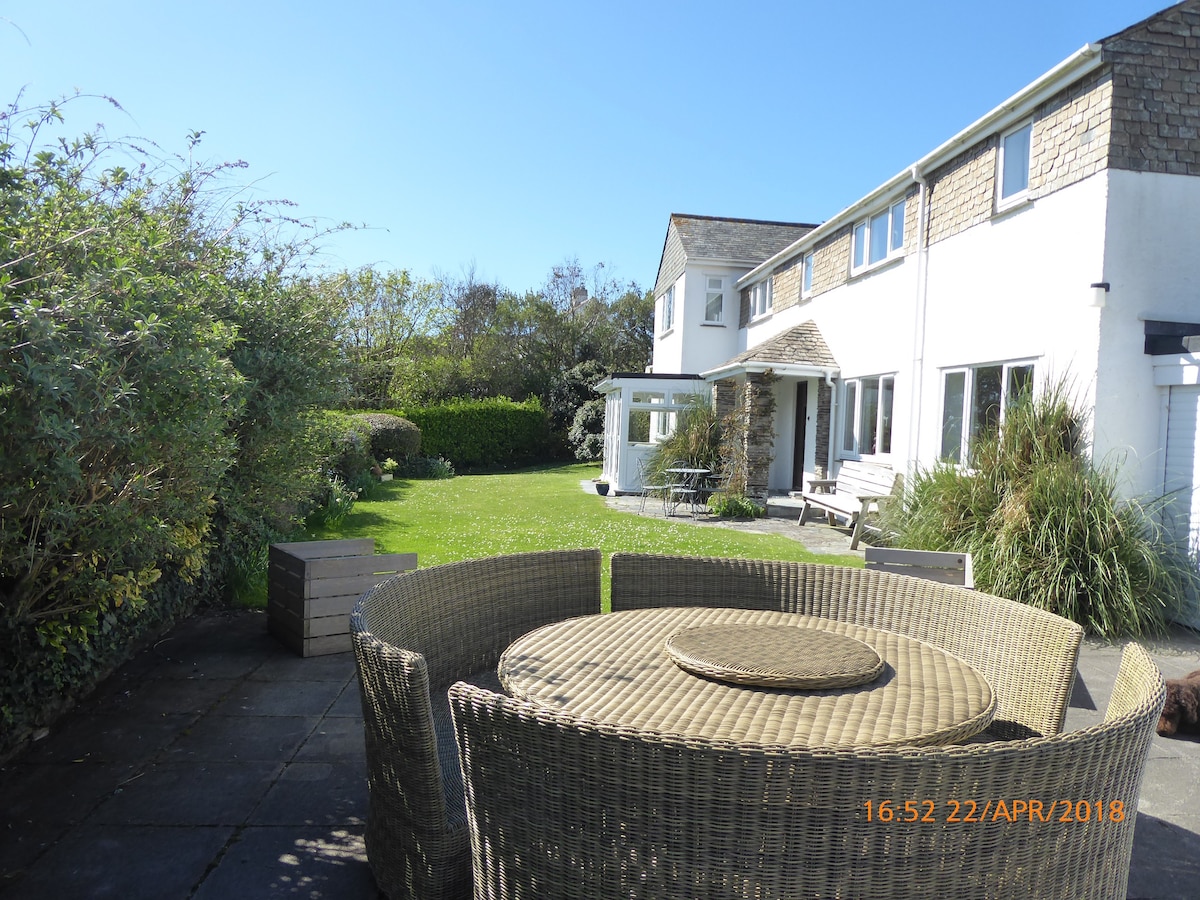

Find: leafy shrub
396;456;456;479
395;398;550;470
708;493;765;518
647;403;722;484
881;381;1196;637
568;398;606;460
308;477;360;528
355;412;421;460
327;415;376;483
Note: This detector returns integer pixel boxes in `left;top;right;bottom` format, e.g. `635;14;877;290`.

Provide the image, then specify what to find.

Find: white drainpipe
907;164;930;476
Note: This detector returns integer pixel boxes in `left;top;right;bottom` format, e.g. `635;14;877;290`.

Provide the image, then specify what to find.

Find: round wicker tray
665;623;885;689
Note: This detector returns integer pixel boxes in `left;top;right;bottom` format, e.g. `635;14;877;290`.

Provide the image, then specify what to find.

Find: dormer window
851;198;906;274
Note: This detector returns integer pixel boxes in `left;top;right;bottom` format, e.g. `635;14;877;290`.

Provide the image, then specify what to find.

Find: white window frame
850;197;906;274
628;388;707;444
750;278;773;319
839;373;896;458
997;120;1032;210
704;275;724;324
939;360;1035;463
801;252;814;297
659;285;675;334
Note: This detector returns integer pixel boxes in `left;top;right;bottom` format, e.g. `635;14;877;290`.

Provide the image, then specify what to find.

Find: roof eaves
737;42;1105;289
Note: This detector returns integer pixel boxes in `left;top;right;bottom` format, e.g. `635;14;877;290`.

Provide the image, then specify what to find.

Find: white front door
1164;383;1200;628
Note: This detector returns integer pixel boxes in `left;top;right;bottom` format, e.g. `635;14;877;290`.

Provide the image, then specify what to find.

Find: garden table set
352;550;1166;900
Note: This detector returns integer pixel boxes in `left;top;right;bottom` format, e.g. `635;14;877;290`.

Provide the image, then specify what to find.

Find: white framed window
628;388;707;444
840;374;895;457
801;252;814;297
704;275;724;323
750;279;773;319
940;361;1035;463
851;197;906;273
659;285;674;333
997;120;1032;208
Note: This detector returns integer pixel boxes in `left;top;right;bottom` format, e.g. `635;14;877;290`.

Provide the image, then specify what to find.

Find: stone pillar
744;373;776;502
712;379;736;421
814;379;833;480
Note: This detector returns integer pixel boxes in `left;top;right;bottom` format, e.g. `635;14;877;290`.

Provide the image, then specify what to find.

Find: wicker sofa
610;553;1084;739
450;642;1165;899
351;549;602;900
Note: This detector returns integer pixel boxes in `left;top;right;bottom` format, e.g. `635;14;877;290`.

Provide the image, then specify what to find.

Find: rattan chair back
450;642;1163;900
610;553;1083;738
352;549;601;900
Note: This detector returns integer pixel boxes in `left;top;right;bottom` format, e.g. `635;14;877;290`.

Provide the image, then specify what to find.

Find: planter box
267;539;417;657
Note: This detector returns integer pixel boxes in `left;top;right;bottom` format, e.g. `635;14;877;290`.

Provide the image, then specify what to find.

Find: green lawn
300;462;859;600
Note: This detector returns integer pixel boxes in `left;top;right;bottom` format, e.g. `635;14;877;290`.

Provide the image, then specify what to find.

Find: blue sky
1;1;1171;294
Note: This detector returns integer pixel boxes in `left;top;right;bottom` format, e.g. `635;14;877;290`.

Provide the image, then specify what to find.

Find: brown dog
1157;669;1200;736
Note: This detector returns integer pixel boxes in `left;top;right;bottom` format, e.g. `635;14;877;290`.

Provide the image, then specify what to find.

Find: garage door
1164;384;1200;628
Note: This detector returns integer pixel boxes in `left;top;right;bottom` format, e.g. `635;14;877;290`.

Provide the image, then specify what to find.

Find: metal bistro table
498;607;996;748
663;467;710;517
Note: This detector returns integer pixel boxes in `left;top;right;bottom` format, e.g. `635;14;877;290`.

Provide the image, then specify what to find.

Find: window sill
700;321;726;328
848;253;904;281
992;196;1033;221
747;311;774;327
658;327;675;339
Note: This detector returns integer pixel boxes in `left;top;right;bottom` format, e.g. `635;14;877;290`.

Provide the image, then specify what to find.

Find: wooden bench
791;460;898;550
864;546;974;588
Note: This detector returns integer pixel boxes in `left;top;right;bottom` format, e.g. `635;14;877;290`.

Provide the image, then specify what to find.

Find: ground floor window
940;361;1034;462
840;374;895;457
629;389;708;443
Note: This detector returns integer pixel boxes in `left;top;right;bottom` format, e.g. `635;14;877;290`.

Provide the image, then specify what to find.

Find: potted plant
594;479;610;496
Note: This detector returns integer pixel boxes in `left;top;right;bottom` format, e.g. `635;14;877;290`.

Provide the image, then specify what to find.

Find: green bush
394;398;550;470
568;398;606;460
354;412;421;460
881;381;1196;637
0;99;349;753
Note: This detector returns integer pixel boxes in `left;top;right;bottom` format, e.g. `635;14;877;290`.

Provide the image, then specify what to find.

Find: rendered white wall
914;173;1108;472
1098;169;1200;499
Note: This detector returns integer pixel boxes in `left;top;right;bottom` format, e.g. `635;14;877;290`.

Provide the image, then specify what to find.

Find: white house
598;0;1200;600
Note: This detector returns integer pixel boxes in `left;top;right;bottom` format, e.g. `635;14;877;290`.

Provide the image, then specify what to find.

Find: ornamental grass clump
882;381;1196;637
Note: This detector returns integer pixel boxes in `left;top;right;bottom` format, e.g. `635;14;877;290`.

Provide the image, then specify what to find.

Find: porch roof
700;321;839;382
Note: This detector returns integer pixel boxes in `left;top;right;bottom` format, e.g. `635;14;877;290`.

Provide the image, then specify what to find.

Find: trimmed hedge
354;412;421;460
389;398;551;471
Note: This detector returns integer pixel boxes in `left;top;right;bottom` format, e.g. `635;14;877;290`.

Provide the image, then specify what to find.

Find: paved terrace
1;506;1198;898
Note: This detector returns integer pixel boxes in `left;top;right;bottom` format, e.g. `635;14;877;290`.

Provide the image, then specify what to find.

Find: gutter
700;361;839;386
737;43;1105;289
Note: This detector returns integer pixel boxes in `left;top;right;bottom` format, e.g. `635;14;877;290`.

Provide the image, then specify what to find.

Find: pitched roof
670;214;817;262
703;322;838;380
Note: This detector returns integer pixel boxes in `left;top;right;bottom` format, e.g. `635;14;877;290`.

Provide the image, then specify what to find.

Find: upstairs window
750;279;773;319
840;374;895;457
660;285;675;333
851;198;906;273
704;276;724;323
940;361;1034;463
802;252;814;296
998;121;1032;207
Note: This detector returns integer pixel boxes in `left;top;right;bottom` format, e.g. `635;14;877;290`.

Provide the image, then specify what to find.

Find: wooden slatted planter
267;539;417;657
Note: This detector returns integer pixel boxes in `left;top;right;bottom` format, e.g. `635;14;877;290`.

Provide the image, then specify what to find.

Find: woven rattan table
498;607;996;747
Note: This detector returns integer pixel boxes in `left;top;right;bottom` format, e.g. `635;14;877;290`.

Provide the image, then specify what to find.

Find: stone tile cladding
925;139;998;246
1105;2;1200;175
1031;70;1113;194
655;222;686;297
771;256;803;314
